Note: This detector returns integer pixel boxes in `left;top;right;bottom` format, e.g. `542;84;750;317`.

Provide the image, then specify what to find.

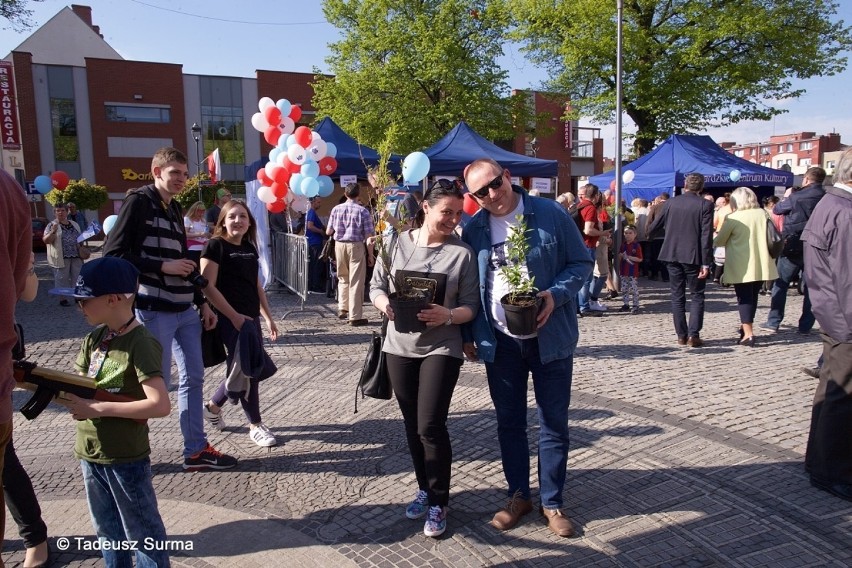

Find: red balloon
264;125;282;146
267;200;285;213
272;166;291;185
318;156;338;175
271;182;289;199
294;126;313;149
51;170;70;190
289;105;302;123
257;168;272;186
463;193;480;216
264;106;282;126
280;155;301;174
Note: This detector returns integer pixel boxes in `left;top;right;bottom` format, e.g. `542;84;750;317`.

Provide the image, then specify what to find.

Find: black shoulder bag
354;317;391;413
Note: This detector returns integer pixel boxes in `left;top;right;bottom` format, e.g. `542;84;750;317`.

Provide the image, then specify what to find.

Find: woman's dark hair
413;179;465;228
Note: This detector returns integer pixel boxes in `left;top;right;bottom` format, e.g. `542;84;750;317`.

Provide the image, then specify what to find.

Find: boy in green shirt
51;256;171;567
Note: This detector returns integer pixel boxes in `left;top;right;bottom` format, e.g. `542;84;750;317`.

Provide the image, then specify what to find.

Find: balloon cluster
33;170;70;194
250;97;338;213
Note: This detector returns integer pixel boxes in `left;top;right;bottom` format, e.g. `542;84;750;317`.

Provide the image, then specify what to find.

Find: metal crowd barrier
271;231;324;319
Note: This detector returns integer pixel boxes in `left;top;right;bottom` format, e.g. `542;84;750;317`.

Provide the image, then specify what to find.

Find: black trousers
3;437;48;548
666;262;706;339
386;353;462;507
733;281;763;325
806;334;852;485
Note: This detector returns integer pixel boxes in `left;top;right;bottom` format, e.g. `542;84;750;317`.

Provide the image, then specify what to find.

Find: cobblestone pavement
4;253;850;567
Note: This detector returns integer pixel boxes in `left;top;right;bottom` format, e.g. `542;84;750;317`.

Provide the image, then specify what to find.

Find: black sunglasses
471;170;504;199
424;178;463;199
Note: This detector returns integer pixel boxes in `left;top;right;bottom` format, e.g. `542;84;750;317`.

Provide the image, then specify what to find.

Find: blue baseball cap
49;257;139;299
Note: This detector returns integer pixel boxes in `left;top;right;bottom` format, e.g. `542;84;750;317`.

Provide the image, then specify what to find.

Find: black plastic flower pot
500;292;541;335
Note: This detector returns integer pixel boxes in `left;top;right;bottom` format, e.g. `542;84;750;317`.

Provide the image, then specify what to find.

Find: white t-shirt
184;217;209;251
486;198;536;338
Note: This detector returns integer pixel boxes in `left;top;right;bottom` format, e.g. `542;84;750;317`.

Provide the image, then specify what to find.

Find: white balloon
258;97;275;112
102;214;118;235
264;161;277;178
257;185;276;204
291;195;309;214
311;131;322;141
622;170;635;184
251;112;268;133
287;144;307;166
308;139;328;160
280;117;296;136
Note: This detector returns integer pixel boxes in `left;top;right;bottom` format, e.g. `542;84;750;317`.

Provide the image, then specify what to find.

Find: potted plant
366;139;430;333
500;215;540;335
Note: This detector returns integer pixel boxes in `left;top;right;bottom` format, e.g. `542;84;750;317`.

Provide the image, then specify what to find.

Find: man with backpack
761;167;826;334
575;184;611;316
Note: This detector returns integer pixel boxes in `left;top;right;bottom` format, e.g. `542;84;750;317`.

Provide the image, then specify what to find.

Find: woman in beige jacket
713;187;779;346
42;202;82;307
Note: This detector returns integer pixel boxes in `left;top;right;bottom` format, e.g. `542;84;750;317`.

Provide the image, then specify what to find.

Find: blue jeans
766;255;814;332
485;330;573;509
136;308;207;457
81;458;170;568
666;262;706;339
577;246;597;312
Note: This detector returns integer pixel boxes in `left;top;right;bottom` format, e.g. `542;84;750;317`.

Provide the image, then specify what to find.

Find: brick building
720;132;844;177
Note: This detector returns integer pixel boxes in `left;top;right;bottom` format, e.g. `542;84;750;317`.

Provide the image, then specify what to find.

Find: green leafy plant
500;214;536;305
175;174;231;210
45;178;108;212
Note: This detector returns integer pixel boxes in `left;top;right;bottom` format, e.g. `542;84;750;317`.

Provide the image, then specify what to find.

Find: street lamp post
191;122;202;202
613;0;624;290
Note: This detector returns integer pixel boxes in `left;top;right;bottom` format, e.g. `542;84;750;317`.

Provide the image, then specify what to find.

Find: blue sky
3;0;850;156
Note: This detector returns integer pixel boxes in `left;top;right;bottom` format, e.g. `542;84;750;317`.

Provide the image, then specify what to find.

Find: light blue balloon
277;135;288;150
102;214;118;236
730;169;741;182
285;134;297;148
318;176;334;197
269;148;281;162
301;160;319;178
289;174;304;196
276;98;291;117
34;175;53;194
402;151;430;184
325;142;337;158
302;177;320;198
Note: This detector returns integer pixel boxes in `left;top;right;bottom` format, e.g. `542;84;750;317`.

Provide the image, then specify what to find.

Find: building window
200;76;245;169
778;144;783;152
776;158;793;168
800;141;812;151
47;66;78;165
826;160;835;170
105;104;170;123
800;158;812;167
786;143;793;152
750;148;755;155
734;149;744;157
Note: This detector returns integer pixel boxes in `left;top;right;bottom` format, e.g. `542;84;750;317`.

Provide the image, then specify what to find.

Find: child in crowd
200;200;279;448
50;256;172;567
619;225;643;314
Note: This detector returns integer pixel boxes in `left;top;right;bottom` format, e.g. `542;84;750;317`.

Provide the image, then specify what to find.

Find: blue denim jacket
461;187;593;364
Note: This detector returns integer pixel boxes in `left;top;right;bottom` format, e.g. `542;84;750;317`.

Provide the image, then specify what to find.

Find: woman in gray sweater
370;180;479;538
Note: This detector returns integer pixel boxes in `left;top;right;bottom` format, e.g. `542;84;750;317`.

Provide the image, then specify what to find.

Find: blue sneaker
423;506;447;537
405;490;429;519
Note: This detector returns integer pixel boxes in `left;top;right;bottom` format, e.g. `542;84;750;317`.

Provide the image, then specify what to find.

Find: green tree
175;174;230;212
0;0;43;31
44;178;108;212
508;0;852;156
315;0;524;154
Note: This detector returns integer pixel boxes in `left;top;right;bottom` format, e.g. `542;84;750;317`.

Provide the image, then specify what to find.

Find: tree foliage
508;0;852;155
175;174;230;212
44;178;108;212
0;0;43;31
314;0;524;154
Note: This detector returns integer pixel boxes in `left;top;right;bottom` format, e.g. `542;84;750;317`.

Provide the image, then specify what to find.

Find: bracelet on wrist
445;309;454;326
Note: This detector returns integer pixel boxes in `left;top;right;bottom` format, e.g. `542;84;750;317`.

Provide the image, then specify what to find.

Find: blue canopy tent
313;117;396;178
423;121;558;178
590;134;794;203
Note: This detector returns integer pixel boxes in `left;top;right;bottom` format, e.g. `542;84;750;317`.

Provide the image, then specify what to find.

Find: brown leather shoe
491;491;533;531
540;507;575;537
349;318;369;327
687;336;703;348
337;310;348;320
677;336;687;346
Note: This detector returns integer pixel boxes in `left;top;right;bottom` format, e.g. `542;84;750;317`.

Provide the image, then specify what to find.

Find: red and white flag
207;148;221;182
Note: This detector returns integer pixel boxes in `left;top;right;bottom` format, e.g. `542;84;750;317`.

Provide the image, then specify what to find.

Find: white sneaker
203;404;226;431
249;423;277;447
589;300;608;312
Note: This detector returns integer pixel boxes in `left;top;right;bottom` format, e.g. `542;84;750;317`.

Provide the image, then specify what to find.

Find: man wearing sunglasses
461;159;593;537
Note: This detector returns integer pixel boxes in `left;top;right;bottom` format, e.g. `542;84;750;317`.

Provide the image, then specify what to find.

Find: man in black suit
647;173;714;347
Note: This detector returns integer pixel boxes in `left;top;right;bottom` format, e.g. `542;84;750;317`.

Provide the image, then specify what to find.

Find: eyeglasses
471;170;504;199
